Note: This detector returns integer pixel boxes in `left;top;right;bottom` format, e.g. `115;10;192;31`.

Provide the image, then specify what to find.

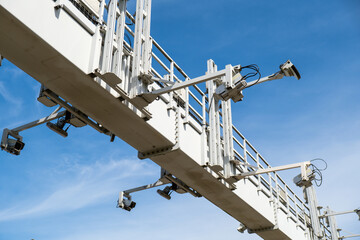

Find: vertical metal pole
324;207;339;240
294;192;299;226
243;139;248;172
142;0;152;75
207;59;223;172
130;0;144;98
268;172;273;201
222;64;235;181
201;94;207;166
167;62;174;109
285;184;290;218
256;153;261;190
89;0;105;73
184;78;189;124
124;55;131;93
102;0;117;73
305;184;323;240
114;0;127;79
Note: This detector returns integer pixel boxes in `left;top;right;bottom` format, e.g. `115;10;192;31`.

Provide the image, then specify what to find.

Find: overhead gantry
0;0;358;239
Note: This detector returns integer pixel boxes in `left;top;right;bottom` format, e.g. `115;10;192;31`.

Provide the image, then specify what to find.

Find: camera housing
1;129;25;155
280;60;301;80
117;192;136;212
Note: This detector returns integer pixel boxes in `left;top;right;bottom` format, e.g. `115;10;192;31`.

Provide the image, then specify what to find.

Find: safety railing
111;3;314;232
70;1;332;238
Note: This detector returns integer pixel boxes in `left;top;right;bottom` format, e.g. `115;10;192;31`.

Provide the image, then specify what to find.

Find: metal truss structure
0;0;358;239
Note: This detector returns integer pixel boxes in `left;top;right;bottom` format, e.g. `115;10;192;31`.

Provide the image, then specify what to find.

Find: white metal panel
0;0;93;73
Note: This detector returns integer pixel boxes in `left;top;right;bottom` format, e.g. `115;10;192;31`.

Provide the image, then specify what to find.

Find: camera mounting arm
232;160;311;182
1;107;67;155
117;169;201;211
132;65;234;109
132;60;300;108
215;60;301;102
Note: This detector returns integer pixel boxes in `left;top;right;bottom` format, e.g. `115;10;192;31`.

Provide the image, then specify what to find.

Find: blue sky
1;0;360;239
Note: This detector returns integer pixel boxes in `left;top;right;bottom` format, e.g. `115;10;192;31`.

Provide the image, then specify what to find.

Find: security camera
157;186;172;200
237;223;247;233
117;192;136;211
120;199;136;212
1;129;25;156
356;209;360;221
280;60;301;80
157;184;180;200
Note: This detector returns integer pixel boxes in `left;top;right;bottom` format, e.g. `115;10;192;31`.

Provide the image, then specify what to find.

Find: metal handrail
94;2;325;234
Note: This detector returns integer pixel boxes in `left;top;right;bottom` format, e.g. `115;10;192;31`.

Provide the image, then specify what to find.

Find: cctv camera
157;186;172;200
280;60;301;80
1;129;25;156
237;223;247;233
355;209;360;221
118;198;136;211
1;138;25;156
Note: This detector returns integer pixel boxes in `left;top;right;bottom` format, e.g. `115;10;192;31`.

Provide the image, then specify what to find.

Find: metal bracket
138;145;178;159
94;68;122;86
247;225;278;234
91;70;153;120
43;89;109;134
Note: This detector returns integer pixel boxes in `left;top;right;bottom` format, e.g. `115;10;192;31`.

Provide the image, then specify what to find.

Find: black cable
310;158;328;171
208;95;216;113
309;158;328;187
239;64;261;87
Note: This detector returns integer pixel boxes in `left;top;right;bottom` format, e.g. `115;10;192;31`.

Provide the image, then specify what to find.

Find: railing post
167;61;174;110
114;0;127;80
304;184;323;240
222;64;235;182
102;0;117;73
89;0;105;73
130;0;145;98
142;0;152;75
285;184;290;218
207;59;223;172
256;153;261;191
324;207;339;240
201;94;208;166
184;78;189;124
243;139;248;172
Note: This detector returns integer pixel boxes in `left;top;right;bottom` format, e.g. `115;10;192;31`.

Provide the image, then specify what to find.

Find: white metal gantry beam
0;1;312;239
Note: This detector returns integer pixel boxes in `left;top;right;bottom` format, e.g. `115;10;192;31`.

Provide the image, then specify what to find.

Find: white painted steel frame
0;1;335;239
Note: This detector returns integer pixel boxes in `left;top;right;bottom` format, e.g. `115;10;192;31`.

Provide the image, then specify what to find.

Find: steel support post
207;59;223;172
123;54;131;93
130;0;152;98
324;207;339;240
167;62;175;110
201;94;208;166
89;0;105;73
130;0;144;98
305;184;323;240
222;64;235;181
102;0;117;73
141;0;152;76
113;0;127;87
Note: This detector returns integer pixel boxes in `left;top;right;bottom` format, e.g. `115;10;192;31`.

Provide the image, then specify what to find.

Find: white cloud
0;81;23;109
0;158;156;222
